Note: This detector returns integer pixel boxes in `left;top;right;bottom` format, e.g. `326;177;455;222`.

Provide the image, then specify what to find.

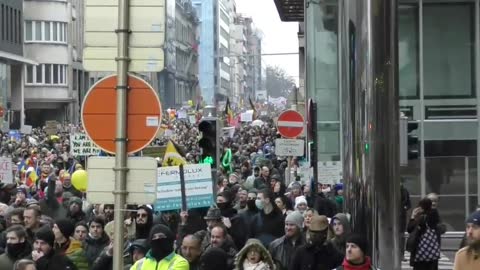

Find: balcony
273;0;304;22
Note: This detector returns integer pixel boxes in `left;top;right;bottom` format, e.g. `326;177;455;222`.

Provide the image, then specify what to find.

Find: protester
453;210;480;270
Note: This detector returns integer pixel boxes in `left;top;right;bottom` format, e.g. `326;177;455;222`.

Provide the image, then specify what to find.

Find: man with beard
0;225;32;269
454;210;480;269
66;197;86;224
269;211;306;270
135;205;153;239
130;224;188;270
289;215;343;270
103;204;114;223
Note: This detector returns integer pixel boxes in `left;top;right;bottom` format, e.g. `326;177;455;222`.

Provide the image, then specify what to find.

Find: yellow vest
130;252;189;270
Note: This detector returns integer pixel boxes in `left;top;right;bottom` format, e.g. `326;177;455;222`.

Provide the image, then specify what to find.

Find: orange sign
81;75;162;154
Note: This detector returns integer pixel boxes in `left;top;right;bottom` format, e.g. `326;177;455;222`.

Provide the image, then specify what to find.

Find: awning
273;0;304;22
0;51;38;65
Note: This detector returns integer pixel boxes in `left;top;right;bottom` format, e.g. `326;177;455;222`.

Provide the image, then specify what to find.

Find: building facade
159;0;199;109
192;0;218;105
0;0;37;131
274;0;480;235
229;14;248;105
23;0;88;127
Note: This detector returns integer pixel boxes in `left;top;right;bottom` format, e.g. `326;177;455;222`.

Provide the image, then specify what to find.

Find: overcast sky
236;0;299;84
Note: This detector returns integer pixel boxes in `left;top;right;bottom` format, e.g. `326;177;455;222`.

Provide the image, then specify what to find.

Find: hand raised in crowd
180;210;188;225
32;250;45;261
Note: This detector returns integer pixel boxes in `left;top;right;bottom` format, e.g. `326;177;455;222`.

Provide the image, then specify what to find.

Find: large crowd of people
0;113;478;270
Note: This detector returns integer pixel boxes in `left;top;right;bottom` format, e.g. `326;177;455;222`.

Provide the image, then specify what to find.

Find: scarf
341;256;372;270
243;260;270;270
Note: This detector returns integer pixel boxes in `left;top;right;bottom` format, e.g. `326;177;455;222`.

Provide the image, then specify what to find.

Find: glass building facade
306;0;480;231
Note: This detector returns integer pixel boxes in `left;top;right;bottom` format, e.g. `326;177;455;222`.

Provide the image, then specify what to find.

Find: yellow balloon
71;169;88;192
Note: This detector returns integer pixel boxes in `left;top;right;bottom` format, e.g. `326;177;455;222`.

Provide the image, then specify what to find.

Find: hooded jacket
330;213;352;254
135;206;154;239
234;238;275;270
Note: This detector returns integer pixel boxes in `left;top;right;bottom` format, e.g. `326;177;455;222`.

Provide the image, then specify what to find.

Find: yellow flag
162;140;186;167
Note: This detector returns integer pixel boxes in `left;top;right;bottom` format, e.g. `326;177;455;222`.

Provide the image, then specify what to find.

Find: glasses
137;213;147;218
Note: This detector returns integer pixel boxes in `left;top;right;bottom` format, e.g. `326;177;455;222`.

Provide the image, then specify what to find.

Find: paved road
401;251;455;270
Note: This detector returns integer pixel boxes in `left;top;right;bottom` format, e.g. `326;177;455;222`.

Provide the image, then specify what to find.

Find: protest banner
70;133;101;156
0;157;13;184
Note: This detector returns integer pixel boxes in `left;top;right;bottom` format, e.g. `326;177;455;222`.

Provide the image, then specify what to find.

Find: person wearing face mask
249;188;285;247
130;224;189;270
240;190;259;225
289;215;343;270
216;191;248;249
0;225;32;269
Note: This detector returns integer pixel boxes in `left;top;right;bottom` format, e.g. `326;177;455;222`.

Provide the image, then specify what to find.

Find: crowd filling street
0;110;479;270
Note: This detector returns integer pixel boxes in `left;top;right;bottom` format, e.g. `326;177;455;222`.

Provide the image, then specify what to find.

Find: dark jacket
83;233;110;267
249;208;285;247
39;176;67;220
288;241;344;270
313;193;337;218
330;213;352;255
269;235;306;270
34;251;77;270
0;241;32;269
90;240;132;270
407;211;443;267
221;207;248;249
135;205;154;239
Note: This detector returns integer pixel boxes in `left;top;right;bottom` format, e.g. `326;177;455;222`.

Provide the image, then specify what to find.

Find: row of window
1;4;22;44
25;64;68;86
25;21;67;43
175;21;195;45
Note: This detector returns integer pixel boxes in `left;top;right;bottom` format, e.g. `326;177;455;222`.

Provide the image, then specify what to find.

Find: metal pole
113;0;130;269
465;157;470;219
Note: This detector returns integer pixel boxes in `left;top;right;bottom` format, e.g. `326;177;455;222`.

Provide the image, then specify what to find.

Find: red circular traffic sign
81;74;162;154
277;110;305;138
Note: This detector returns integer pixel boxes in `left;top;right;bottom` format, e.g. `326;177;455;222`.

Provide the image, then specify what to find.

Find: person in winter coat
289;215;343;270
198;247;229;270
453;210;480;270
53;218;89;270
234;238;274;270
66;197;86;224
30;225;77;270
129;224;189;270
180;234;202;270
249;188;285;247
83;217;110;267
269;211;305;270
335;234;379;270
135;205;154;239
124;239;148;270
0;225;32;270
217;190;248;248
330;213;352;255
407;198;442;270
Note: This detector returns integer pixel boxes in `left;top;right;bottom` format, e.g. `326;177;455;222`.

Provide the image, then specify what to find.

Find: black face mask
7;242;25;258
216;202;229;210
150;239;174;261
247;200;257;210
309;230;328;246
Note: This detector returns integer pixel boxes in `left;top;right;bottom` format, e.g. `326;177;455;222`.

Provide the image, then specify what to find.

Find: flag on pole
249;96;257;120
162;140;186;167
225;98;234;126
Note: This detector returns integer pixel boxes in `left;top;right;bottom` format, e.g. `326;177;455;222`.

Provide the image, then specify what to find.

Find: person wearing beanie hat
66;196;86;224
130;224;189;270
32;226;76;270
453;210;480;270
269;211;306;270
294;196;308;214
334;234;378;270
53;218;89;270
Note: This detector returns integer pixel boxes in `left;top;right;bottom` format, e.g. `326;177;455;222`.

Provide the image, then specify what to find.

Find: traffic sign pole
113;0;129;269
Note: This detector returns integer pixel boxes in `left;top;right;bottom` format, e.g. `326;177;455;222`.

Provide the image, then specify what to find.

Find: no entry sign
277;110;305;138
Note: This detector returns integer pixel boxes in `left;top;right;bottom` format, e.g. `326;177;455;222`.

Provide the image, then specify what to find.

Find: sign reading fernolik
155;164;213;211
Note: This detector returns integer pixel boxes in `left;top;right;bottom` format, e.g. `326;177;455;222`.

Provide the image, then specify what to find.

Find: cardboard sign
70;133;101;156
45;120;58;135
0;157;13;184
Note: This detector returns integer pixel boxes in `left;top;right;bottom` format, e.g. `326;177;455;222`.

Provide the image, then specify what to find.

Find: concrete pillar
340;0;401;269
